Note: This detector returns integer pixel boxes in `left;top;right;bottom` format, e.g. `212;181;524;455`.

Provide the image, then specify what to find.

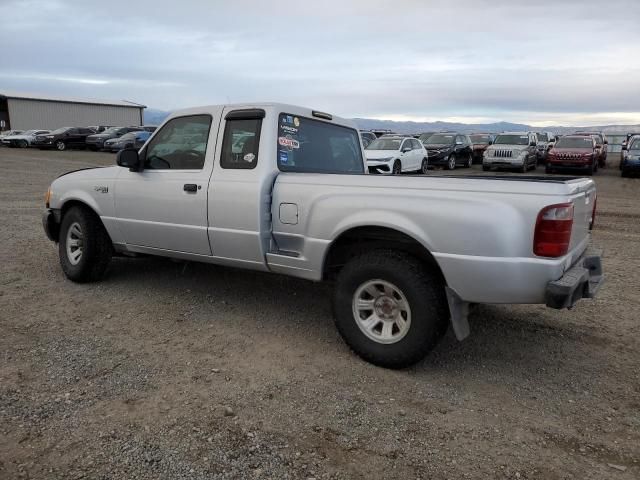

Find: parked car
469;133;494;164
621;136;640;177
359;130;377;148
546;135;599;175
141;125;157;133
103;131;151;152
86;126;144;151
534;131;556;164
371;129;394;138
365;135;428;174
32;127;95;151
575;132;607;167
1;129;50;148
0;130;23;144
422;133;473;170
41;102;603;369
87;125;114;133
483;132;538;172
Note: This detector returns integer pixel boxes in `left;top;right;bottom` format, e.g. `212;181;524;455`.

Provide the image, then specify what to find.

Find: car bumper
366;161;393;174
483;158;526;167
87;141;105;149
427;155;449;166
32;140;54;148
547;160;590;169
621;159;640;171
545;248;604;309
42;208;61;242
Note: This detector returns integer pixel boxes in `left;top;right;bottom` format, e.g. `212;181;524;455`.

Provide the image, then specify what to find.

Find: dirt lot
1;148;638;479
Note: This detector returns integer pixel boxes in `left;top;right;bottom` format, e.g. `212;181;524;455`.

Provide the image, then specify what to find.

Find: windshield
555;137;594;148
103;127;122;134
536;133;548;142
494;134;529;145
424;134;455;145
119;133;136;140
367;138;402;150
630;139;640;150
50;128;69;135
277;113;363;173
418;132;435;142
470;134;491;144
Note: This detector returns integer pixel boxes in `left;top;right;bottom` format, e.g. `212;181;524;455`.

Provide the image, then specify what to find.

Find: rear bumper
545;248;604;309
42;208;61;242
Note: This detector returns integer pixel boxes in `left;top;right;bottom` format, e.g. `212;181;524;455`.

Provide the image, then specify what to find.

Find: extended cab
42;103;603;368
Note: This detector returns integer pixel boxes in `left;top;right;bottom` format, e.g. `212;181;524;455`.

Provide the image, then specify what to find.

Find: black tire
392;160;402;175
465;152;472;168
19;140;28;148
545;166;553;174
55;140;66;151
333;250;449;369
585;163;594;176
446;154;456;170
58;206;113;283
482;165;490;172
621;170;628;178
420;158;429;175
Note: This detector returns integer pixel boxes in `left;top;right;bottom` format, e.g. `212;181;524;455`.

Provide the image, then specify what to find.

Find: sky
1;0;639;126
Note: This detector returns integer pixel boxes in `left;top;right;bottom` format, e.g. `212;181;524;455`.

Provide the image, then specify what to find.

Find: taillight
589;195;597;230
533;203;574;257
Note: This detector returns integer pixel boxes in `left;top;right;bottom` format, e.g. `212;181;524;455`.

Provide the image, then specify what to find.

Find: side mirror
622;143;627;150
117;148;142;171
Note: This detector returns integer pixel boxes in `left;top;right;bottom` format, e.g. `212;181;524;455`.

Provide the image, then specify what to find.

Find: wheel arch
56;198;112;244
322;225;447;285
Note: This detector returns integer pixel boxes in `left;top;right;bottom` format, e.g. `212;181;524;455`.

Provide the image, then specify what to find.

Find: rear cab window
277;113;363;174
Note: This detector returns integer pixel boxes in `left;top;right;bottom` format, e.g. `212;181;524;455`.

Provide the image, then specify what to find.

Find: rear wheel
420;158;429;175
19;139;29;148
333;250;449;369
59;206;113;282
392;160;402;175
55;140;66;151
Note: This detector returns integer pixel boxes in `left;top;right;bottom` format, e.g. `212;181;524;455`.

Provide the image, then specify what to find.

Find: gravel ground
0;148;638;479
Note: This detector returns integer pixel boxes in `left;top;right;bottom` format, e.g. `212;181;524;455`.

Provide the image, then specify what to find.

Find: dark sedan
86;126;144;151
422;133;473;170
103;131;151;152
31;127;95;151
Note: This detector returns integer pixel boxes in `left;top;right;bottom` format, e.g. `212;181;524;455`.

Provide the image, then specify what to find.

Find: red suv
546;135;599;175
575;132;607;167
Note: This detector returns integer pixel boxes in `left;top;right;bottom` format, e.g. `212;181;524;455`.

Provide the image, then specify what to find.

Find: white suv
365;135;428;174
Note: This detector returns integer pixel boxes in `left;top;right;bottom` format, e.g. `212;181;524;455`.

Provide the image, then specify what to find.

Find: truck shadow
104;256;606;386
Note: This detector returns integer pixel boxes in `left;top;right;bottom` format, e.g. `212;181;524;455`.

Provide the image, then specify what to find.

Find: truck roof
167;102;354;128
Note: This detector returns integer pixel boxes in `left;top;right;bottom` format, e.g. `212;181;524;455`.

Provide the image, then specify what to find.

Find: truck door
114;111;221;255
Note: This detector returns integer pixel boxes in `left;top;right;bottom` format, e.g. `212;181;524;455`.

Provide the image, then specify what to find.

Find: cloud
1;0;639;125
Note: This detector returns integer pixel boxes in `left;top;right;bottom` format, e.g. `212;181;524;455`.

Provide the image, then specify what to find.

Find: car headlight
368;157;393;162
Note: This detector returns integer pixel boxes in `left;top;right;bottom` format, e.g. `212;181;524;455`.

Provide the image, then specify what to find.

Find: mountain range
144;109;639;135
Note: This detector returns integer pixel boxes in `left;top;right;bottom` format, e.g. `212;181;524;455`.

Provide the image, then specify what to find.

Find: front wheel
333;250;449;369
392;160;402;175
446;154;456;170
59;206;113;282
19;140;29;148
55;140;66;151
465;153;472;168
420;158;429;174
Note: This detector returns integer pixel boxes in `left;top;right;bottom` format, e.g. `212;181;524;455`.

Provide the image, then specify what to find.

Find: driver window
144;115;212;170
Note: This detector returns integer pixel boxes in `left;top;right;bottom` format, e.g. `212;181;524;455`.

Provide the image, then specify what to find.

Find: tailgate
568;180;596;252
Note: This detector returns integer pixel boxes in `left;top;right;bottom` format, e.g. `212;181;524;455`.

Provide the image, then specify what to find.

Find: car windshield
494;134;529;145
119;133;136;140
367;138;402;150
470;135;491;144
50;128;69;135
277;113;363;173
418;133;435;142
103;127;121;134
630;139;640;150
19;130;36;135
424;134;455;145
555;137;594;148
536;133;548;142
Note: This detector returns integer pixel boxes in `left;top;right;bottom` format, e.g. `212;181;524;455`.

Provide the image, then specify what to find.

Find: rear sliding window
277;113;363;173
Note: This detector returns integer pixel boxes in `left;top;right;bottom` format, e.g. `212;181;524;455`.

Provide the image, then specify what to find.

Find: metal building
0;91;145;131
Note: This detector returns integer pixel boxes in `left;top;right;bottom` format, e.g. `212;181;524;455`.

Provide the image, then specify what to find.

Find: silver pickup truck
42;103;603;368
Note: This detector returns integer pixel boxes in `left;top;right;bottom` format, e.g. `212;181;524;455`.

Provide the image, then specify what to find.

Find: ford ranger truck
42;103;604;369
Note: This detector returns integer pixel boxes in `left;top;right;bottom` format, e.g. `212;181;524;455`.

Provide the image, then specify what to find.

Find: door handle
183;184;198;193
